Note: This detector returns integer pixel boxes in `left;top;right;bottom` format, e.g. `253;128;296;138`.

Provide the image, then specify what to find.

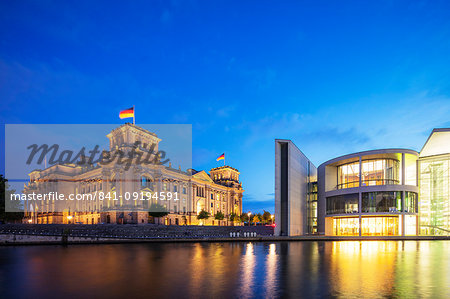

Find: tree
252;214;261;225
214;211;225;220
197;209;210;220
229;212;237;221
0;175;23;223
262;210;271;224
257;213;263;223
149;203;169;224
240;213;249;223
229;213;241;226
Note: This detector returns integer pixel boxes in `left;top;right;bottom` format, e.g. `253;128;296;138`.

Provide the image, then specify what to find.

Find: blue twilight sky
1;1;450;213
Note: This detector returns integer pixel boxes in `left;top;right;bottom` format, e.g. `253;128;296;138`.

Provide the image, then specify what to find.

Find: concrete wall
275;140;316;236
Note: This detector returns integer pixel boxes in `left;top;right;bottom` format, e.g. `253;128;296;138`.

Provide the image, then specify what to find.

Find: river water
0;241;449;298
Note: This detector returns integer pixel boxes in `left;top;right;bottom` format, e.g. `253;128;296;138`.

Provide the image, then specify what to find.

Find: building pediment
193;170;214;183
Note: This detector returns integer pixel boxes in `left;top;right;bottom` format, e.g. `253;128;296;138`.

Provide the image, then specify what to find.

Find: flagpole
224;154;225;166
133;105;135;125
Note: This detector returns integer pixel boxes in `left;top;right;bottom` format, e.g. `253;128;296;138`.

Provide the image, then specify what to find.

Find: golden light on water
265;243;278;298
329;241;397;297
240;243;255;298
3;241;450;297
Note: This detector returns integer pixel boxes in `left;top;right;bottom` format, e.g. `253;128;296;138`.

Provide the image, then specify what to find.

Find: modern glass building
275;128;450;236
418;129;450;235
317;149;419;236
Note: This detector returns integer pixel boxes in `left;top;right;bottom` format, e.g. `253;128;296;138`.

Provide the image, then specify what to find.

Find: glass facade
405;154;418;186
405;192;418;213
331;215;417;236
361;216;399;236
361;191;402;213
338;162;360;189
332;216;409;236
307;182;318;234
361;159;400;186
326;193;358;215
419;157;450;235
333;217;359;236
337;159;400;189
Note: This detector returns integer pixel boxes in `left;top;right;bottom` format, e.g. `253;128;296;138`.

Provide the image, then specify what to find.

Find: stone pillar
119;169;124;207
192;184;196;213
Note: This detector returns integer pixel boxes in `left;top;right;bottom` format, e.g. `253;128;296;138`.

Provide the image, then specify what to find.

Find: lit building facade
317;149;419;236
418;129;450;235
23;124;243;225
275;128;450;236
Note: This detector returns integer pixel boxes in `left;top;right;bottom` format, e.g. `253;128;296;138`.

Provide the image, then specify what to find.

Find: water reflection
239;243;255;297
0;241;449;298
328;241;398;297
265;243;277;298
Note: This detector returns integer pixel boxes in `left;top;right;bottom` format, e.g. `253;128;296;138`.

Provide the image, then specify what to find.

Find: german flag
119;107;134;119
216;153;225;161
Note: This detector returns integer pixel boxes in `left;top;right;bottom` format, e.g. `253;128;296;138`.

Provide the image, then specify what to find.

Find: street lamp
271;214;274;225
67;215;73;224
247;212;251;226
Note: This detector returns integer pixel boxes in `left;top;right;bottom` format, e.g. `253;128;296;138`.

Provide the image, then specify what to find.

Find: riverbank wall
0;224;449;245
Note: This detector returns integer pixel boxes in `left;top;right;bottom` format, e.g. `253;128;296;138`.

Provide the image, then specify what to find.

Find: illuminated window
361;159;399;186
333;217;359;236
361;216;399;236
338;162;360;189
